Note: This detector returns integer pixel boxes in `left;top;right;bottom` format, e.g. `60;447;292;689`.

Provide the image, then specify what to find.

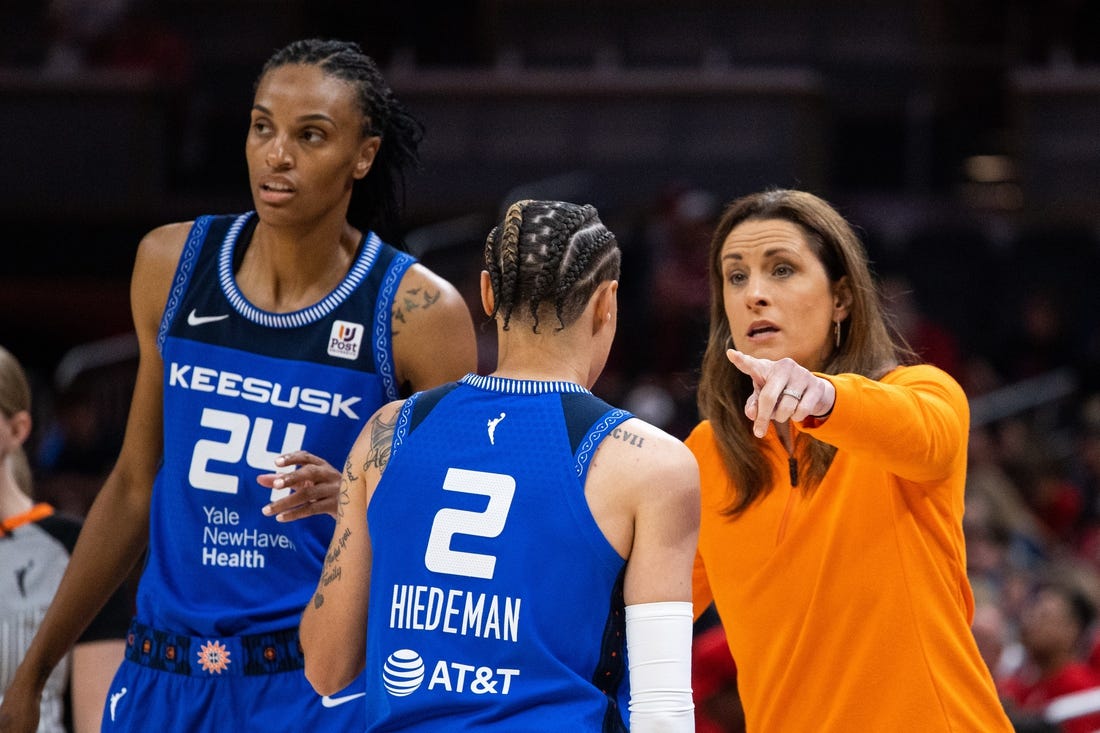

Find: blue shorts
102;621;366;732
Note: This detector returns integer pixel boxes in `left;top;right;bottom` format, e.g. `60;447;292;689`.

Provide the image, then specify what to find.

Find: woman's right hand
726;349;836;438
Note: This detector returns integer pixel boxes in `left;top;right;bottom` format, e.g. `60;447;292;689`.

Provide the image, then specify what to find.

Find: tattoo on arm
610;426;646;449
321;565;342;586
391;286;441;338
343;456;359;484
323;527;353;568
337;458;358;518
313;526;354;608
364;411;396;471
336;485;350;518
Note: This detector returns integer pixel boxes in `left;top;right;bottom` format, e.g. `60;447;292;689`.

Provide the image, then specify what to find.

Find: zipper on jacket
775;426;799;544
776;456;799;544
776;483;797;545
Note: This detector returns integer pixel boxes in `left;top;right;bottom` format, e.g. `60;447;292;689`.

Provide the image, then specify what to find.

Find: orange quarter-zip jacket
687;364;1013;732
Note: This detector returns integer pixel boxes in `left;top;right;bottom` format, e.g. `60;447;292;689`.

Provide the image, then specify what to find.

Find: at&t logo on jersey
328;320;364;360
382;648;520;698
384;649;426;696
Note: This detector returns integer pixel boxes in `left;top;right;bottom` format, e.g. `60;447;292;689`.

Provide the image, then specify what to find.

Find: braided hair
484;200;620;332
257;38;423;247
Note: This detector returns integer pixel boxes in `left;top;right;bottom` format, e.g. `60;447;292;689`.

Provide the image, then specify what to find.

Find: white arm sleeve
624;601;695;733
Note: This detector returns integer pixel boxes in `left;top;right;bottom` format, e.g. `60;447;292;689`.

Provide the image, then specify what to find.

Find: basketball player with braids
300;200;700;732
0;39;476;733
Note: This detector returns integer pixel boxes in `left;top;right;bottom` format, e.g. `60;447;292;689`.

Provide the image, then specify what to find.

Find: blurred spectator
973;600;1025;682
43;0;133;74
85;1;192;84
644;186;717;376
996;418;1087;542
42;0;192;84
994;290;1077;384
880;273;962;379
966;425;1050;578
1000;581;1100;733
692;623;745;733
34;357;136;518
1032;460;1088;543
1071;399;1100;547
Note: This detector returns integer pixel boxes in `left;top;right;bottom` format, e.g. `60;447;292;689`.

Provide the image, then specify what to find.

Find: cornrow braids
527;205;585;331
257;38;424;247
483;200;621;333
503;200;531;329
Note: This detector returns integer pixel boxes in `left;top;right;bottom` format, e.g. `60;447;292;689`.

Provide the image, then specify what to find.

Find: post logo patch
328;320;364;360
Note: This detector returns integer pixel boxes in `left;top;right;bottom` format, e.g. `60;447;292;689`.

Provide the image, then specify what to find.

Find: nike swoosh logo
321;692;367;708
187;309;230;326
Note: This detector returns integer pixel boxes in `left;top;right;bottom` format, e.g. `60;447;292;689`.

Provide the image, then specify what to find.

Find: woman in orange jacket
688;188;1014;731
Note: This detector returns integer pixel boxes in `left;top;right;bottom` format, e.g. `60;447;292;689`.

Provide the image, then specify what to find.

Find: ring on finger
781;388;803;401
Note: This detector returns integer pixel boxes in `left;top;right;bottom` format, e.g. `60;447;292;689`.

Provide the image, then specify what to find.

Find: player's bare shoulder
598;418;699;493
131;222;193;299
602;418;694;458
351;399;405;486
135;221;193;267
390;262;476;391
130;221;196;332
586;417;699;555
391;263;468;335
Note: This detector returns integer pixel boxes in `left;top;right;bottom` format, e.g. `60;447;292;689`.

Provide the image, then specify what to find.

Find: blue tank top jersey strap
366;374;634;732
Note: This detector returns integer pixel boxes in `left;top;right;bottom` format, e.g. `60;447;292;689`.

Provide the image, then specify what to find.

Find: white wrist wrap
624;601;695;733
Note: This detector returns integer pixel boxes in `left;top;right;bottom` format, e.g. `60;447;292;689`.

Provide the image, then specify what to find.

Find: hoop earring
834;319;842;348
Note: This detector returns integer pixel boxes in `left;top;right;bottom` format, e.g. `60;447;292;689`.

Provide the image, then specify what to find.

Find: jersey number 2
424;468;516;580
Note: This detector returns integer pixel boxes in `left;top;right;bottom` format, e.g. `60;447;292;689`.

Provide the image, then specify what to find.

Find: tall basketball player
0;39;476;733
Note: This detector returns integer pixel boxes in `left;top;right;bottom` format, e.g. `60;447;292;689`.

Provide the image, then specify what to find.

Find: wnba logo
328;320;364;360
383;649;425;696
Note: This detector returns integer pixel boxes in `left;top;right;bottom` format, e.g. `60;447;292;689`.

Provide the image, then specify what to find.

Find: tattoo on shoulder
391;286;442;338
365;411;396;471
611;425;646;449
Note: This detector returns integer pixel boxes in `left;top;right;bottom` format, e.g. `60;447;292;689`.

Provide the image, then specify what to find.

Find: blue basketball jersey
139;212;414;637
364;374;634;732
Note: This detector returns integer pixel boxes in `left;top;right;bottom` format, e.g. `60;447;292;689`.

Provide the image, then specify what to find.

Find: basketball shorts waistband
124;619;305;677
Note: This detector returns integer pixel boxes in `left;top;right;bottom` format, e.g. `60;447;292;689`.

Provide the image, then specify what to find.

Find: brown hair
0;345;33;494
696;189;915;514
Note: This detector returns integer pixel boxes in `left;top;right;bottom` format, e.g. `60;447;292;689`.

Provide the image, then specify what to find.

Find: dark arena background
2;2;1100;728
